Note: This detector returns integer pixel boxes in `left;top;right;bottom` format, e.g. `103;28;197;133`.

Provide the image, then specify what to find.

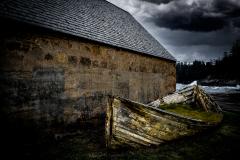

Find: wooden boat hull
105;85;223;149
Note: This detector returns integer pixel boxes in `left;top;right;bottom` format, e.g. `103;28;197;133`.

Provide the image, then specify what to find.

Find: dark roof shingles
0;0;176;61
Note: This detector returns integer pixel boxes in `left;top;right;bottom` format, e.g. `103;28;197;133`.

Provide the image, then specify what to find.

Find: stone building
0;0;176;125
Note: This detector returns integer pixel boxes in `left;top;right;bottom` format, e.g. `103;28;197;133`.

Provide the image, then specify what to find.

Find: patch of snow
201;85;240;94
189;81;197;86
176;83;186;91
176;82;240;94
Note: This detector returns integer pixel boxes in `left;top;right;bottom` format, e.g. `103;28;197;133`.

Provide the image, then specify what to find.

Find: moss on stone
159;103;222;123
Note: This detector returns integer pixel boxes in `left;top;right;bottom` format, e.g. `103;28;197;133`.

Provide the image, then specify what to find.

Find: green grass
159;103;222;123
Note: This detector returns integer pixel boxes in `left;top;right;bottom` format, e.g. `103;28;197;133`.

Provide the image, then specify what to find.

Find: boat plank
106;84;223;149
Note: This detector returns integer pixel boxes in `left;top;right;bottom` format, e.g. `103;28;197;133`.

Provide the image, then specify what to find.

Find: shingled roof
0;0;175;61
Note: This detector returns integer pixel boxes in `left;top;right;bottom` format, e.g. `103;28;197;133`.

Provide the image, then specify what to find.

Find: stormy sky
107;0;240;62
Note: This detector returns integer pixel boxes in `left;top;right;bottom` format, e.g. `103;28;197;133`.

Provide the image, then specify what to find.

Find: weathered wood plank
105;85;223;149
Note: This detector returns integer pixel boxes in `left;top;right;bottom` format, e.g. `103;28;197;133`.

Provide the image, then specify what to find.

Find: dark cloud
233;18;240;28
151;10;226;32
146;0;240;32
152;27;239;47
213;0;240;17
140;0;174;4
107;0;239;62
142;23;240;61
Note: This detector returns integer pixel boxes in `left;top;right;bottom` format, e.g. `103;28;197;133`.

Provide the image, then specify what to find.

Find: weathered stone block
44;53;53;61
0;24;176;125
80;57;91;66
68;55;78;65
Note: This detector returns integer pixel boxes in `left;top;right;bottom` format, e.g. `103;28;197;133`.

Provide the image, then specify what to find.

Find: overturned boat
105;84;223;149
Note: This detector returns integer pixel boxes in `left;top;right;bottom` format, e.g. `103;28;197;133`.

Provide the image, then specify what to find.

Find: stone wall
0;23;176;125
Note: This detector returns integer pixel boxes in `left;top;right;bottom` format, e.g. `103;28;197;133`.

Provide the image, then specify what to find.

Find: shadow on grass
1;111;239;160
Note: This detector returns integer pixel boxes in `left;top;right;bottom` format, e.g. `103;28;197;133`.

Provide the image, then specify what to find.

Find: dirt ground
1;93;240;160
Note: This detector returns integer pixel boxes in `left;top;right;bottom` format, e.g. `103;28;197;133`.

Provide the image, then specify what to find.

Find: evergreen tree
176;40;240;83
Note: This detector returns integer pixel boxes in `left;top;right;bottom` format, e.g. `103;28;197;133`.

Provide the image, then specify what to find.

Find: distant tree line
177;40;240;84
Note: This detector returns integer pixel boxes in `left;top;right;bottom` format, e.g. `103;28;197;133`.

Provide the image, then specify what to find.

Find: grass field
1;93;240;160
